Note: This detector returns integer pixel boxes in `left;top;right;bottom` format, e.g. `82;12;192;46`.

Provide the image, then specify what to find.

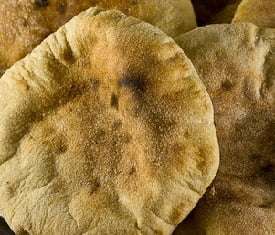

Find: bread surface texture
175;23;275;235
0;0;196;72
233;0;275;28
0;8;218;235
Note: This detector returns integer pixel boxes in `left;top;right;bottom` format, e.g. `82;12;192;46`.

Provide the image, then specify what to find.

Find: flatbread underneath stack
233;0;275;28
175;23;275;234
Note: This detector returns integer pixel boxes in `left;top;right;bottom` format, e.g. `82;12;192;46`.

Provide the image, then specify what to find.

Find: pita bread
174;200;275;235
233;0;275;28
0;0;196;72
175;23;275;234
0;8;219;235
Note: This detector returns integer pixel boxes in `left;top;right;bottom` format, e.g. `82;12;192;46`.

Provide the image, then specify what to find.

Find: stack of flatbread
0;1;273;235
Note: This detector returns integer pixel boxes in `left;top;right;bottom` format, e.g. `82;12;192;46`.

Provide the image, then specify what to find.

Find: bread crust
175;23;275;235
0;0;196;72
0;8;218;235
233;0;275;28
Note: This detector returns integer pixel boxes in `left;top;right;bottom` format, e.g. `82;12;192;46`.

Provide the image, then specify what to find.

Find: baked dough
233;0;275;28
175;23;275;235
0;8;218;235
0;0;196;72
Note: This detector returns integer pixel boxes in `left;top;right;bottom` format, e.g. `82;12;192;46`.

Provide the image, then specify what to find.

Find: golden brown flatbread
174;200;274;235
0;0;196;72
0;8;219;235
175;23;275;235
233;0;275;28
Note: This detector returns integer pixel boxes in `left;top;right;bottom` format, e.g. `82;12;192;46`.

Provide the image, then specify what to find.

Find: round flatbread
0;8;218;235
0;0;196;72
233;0;275;28
175;23;275;234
